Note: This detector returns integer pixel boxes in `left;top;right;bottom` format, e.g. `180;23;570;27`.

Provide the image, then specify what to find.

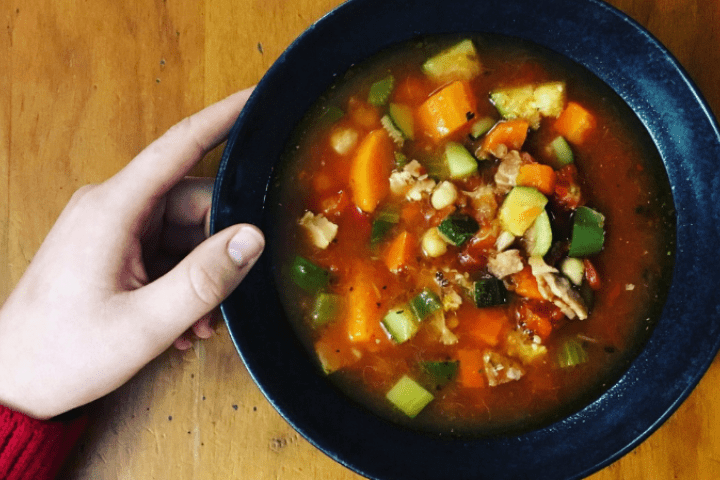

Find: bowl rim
211;0;720;478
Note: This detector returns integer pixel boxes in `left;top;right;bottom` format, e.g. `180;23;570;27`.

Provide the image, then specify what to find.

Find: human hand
0;87;265;419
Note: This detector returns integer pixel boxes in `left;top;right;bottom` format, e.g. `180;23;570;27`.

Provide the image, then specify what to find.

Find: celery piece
370;209;400;246
368;75;395;106
558;338;589;368
310;293;342;328
386;375;434;418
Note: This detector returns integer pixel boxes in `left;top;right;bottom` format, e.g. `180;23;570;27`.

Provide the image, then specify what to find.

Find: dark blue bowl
211;0;720;478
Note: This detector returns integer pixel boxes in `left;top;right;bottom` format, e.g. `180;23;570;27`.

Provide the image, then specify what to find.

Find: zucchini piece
409;289;443;320
310;293;342;328
490;82;565;129
550;135;574;167
474;276;508;307
561;257;585;286
386;375;434;418
557;338;589;368
382;307;420;344
437;213;479;247
421;360;459;387
444;142;478;179
388;103;415;140
368;75;395;106
524;209;552;256
568;206;605;257
498;186;549;236
422;39;481;82
290;256;330;294
470;117;496;139
370;209;400;246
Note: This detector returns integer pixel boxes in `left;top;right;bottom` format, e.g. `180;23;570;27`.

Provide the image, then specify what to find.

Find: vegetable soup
269;35;675;435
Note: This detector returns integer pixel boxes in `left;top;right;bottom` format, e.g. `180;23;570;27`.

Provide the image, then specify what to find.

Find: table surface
2;0;720;478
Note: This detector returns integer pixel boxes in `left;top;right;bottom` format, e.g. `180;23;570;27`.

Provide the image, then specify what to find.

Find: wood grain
1;0;718;479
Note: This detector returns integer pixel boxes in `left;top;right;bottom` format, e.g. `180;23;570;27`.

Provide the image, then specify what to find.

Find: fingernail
227;225;265;268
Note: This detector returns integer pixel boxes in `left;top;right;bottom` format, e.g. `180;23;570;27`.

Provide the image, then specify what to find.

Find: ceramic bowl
211;0;720;478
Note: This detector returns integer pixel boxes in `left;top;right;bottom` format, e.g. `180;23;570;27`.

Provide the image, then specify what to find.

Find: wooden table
2;0;719;478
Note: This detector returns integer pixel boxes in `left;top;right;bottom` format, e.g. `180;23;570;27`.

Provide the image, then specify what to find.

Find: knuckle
188;263;225;308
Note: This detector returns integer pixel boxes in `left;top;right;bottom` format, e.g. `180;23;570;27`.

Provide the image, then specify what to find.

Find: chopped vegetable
382;307;420;344
568;206;605;257
490;81;565;128
457;349;485;388
468;307;508;346
516;163;557;196
345;268;383;343
349;129;394;213
417;80;477;141
444;142;478;179
470;117;496;139
554;101;595;144
511;265;545;300
479;118;529;157
370;208;400;246
553;164;583;210
549;135;574;167
317;105;345;125
388;103;415;140
437;213;479;246
422;39;481;82
561;257;585;286
557;338;589;368
474;276;508;307
498;186;549;236
421;360;459;387
524;209;552;257
311;293;343;328
583;259;602;290
290;256;330;294
368;75;395;106
386;375;434;418
409;289;443;320
383;230;416;272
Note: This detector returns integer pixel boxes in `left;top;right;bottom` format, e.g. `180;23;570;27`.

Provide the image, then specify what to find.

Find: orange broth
270;35;675;435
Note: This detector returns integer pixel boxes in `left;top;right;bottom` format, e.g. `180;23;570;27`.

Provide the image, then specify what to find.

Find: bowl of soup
211;0;720;478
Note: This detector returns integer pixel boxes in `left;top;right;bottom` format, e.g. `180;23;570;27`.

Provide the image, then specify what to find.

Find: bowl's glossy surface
210;0;720;478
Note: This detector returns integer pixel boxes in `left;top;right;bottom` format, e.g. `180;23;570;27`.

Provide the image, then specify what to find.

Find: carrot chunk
479;118;530;156
416;80;477;141
511;265;545;300
457;349;485;388
516;163;557;196
383;231;416;272
349;129;394;213
468;307;508;347
554;101;595;144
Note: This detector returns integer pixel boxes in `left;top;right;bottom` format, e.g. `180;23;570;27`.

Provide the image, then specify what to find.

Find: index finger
105;87;254;213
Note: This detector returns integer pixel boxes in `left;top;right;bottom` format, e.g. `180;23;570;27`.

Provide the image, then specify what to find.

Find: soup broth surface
269;34;675;435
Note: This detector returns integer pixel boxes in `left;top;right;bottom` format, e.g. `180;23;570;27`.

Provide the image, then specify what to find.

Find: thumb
132;224;265;343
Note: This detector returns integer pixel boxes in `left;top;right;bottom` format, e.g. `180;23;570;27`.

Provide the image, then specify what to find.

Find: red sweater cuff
0;405;87;480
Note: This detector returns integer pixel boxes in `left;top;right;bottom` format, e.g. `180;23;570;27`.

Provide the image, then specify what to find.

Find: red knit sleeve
0;405;87;480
